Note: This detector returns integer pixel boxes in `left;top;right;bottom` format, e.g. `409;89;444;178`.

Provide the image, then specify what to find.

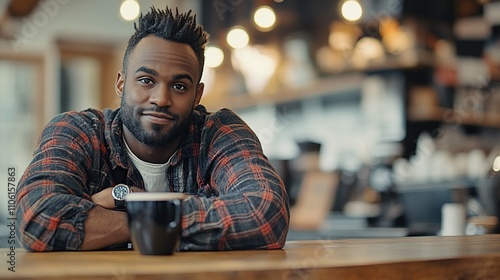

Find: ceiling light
120;0;140;21
205;46;224;68
341;0;363;22
227;27;249;49
493;156;500;172
254;6;276;31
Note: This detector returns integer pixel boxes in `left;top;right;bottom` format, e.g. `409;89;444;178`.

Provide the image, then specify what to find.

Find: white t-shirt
123;137;171;192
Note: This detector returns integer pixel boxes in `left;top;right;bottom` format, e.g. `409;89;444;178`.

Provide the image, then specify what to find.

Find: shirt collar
169;105;207;165
104;108;129;170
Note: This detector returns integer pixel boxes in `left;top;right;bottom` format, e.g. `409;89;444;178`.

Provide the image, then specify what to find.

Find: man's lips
142;112;174;120
142;112;175;124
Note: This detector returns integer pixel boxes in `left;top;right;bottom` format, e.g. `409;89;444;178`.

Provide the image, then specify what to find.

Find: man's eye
173;84;186;91
138;77;153;84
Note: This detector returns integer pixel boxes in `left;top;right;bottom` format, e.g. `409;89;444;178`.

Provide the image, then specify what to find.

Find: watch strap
114;199;127;211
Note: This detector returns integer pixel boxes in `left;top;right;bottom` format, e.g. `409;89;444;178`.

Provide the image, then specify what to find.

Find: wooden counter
1;235;500;279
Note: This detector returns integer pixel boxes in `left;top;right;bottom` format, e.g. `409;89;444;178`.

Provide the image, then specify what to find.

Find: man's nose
149;85;172;107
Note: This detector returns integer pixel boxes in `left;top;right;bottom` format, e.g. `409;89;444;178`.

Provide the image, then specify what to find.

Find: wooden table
1;235;500;279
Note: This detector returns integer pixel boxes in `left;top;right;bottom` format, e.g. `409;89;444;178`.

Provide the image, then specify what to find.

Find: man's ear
194;82;204;107
115;71;125;97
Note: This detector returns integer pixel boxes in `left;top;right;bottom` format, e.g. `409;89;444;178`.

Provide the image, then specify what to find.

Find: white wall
4;0;198;53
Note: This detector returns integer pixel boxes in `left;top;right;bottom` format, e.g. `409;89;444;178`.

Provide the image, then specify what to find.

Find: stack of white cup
441;203;466;236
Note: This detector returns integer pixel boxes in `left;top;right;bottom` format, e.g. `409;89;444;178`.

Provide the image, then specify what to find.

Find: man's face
116;36;204;147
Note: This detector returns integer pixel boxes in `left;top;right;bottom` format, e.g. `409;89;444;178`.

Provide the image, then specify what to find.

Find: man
15;6;289;251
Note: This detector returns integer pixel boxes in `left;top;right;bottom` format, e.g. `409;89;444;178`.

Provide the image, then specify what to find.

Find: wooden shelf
203;72;365;111
395;177;489;192
408;107;500;129
203;52;436;112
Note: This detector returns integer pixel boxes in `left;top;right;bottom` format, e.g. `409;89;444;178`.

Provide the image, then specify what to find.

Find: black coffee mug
126;192;186;255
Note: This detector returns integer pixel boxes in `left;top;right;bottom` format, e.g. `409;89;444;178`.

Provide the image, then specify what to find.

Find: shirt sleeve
15;113;97;251
181;110;290;250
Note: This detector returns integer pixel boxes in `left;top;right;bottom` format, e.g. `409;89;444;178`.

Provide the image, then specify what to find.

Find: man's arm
81;206;129;250
15;112;127;251
83;186;144;250
180;110;290;250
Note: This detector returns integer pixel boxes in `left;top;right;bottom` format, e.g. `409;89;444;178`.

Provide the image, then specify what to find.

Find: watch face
113;184;129;200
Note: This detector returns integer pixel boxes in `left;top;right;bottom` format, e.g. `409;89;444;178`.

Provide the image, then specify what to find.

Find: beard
120;88;191;147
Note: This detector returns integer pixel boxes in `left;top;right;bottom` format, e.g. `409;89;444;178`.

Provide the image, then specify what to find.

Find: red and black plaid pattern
16;105;290;251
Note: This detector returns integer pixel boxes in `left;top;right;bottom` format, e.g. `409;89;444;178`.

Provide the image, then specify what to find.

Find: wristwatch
112;184;130;210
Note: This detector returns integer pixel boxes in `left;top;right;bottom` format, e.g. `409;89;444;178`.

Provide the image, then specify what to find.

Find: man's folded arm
15;113;123;251
181;113;290;251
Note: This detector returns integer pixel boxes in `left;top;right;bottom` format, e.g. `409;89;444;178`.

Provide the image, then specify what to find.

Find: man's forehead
127;36;200;74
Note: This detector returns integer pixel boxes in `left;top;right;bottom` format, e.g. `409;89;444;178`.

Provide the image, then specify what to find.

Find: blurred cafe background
1;0;500;245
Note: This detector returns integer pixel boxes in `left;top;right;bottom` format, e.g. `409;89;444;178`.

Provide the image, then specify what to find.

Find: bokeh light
205;46;225;68
120;0;140;21
341;0;363;22
254;6;276;31
227;27;249;49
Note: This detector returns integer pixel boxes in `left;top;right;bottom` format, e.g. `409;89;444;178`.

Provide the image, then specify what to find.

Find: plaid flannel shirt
15;105;289;251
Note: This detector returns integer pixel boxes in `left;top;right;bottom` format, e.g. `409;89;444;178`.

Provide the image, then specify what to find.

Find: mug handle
167;199;181;231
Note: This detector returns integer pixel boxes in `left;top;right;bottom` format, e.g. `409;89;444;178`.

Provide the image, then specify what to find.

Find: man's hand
91;186;144;209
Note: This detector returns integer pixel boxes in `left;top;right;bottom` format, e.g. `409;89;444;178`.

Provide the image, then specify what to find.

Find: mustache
139;106;178;120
